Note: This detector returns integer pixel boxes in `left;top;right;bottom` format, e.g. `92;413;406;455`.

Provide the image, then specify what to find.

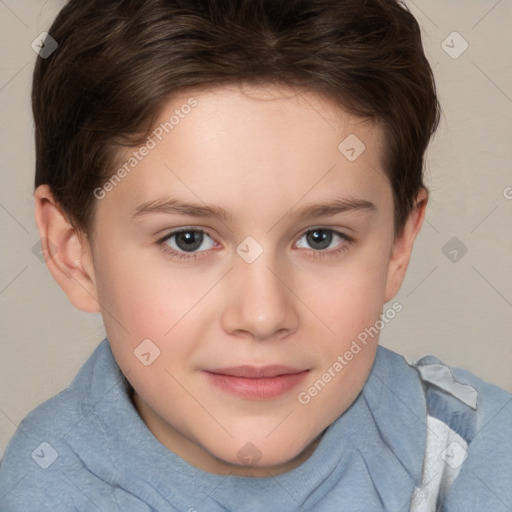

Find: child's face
72;85;421;475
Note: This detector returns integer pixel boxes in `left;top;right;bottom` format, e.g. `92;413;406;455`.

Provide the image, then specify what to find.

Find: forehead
96;84;391;225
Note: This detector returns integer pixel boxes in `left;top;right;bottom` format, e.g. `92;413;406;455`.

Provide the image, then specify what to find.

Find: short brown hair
33;0;440;234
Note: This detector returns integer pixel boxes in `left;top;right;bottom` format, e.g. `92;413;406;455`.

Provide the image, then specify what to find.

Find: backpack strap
409;356;479;512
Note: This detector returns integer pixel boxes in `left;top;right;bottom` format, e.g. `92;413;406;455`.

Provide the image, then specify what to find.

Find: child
1;0;510;510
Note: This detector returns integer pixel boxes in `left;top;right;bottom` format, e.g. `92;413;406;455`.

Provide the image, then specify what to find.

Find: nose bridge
221;245;298;340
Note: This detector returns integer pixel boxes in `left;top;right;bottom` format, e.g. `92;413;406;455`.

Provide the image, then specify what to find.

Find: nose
220;254;300;342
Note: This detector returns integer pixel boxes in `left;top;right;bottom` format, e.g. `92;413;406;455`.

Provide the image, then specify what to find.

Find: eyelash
157;227;353;261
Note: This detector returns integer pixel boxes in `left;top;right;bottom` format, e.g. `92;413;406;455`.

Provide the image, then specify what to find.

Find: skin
34;84;426;477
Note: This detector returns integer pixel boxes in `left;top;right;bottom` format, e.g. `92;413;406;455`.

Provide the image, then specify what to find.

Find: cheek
294;261;387;430
94;243;210;333
296;247;391;419
92;246;221;380
303;252;391;345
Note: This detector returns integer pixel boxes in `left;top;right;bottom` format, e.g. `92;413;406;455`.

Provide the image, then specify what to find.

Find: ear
384;189;428;302
34;185;100;312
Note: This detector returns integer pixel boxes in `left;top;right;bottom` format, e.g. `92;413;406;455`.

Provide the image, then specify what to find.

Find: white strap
410;415;467;512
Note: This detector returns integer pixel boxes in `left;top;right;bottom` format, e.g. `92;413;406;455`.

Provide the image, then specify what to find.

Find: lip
204;365;309;399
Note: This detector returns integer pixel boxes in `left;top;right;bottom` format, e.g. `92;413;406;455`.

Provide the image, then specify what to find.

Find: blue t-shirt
0;339;511;511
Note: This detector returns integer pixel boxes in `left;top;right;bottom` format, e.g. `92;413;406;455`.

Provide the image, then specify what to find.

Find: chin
206;431;317;473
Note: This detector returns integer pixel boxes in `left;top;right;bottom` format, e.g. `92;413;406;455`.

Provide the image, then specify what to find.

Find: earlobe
384;190;428;302
34;185;100;313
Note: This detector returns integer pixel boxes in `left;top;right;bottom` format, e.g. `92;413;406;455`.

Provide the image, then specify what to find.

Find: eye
295;228;351;253
160;228;216;257
158;227;351;261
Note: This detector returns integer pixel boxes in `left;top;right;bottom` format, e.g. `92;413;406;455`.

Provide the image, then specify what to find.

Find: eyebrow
132;196;376;222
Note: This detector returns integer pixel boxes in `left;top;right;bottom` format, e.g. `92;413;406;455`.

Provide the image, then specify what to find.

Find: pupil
176;231;203;252
307;230;332;250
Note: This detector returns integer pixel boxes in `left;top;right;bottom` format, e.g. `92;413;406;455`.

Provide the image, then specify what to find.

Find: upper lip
205;365;307;378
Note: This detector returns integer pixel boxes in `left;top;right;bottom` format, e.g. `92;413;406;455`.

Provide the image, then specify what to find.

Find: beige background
1;0;511;458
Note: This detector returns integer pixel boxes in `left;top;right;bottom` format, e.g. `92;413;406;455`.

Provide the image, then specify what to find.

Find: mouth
203;365;310;399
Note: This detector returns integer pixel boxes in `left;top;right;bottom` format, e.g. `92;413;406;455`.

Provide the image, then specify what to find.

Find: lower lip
204;371;309;399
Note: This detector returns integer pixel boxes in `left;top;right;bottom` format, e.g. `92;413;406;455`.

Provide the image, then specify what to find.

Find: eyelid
295;226;352;243
301;225;351;236
158;226;215;243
